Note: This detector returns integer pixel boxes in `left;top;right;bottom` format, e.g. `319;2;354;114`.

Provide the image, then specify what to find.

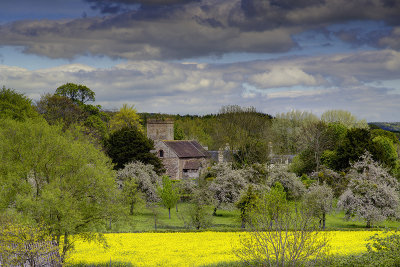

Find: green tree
158;176;180;219
104;127;164;173
236;185;259;229
0;118;120;262
55;83;95;104
371;135;399;171
109;104;143;133
0;86;38;121
321;109;368;129
216;105;272;165
0;218;59;266
235;183;329;266
36;93;84;129
117;161;162;214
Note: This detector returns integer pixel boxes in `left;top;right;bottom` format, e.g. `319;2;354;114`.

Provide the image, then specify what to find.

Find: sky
0;0;400;122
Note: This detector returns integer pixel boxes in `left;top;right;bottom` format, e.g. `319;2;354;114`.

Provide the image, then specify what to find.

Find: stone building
147;119;210;180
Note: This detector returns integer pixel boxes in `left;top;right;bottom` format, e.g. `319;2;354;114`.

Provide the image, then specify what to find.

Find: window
159;150;164;157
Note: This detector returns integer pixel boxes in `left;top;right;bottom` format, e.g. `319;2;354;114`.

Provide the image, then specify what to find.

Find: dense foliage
0;118;119;261
104;127;164;173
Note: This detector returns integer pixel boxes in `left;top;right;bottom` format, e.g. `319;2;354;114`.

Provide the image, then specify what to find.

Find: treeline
143;107;400;178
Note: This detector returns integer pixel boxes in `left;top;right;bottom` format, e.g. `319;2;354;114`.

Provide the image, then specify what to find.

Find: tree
338;152;400;228
55;83;95;104
178;187;213;230
271;110;318;155
309;167;347;197
0;86;38;121
303;183;334;230
371;135;399;171
158;176;180;219
235;184;330;266
207;163;248;216
321;109;368;129
109;104;143;133
117;161;162;214
36;93;85;129
266;165;305;201
104;127;164;173
0;118;119;262
236;185;258;229
333;128;373;171
214;105;272;165
297;120;333;173
0;218;60;266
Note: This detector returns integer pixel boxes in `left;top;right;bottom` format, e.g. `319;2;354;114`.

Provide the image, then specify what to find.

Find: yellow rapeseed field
67;231;382;266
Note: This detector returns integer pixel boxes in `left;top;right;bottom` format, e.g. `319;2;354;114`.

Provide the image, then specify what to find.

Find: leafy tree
235;183;330;266
303;183;334;230
371;135;399;171
0;219;59;266
338;152;400;228
179;189;212;230
0;118;119;262
266;165;305;201
321;109;368;129
117;161;162;213
55;83;95;104
207;163;248;216
36;93;84;129
236;185;259;229
271;110;318;155
109;104;143;133
0;86;38;121
310;167;347;197
333;128;373;171
216;105;272;166
104;127;164;173
158;176;180;219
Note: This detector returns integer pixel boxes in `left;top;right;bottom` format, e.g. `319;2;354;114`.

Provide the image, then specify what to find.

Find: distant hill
369;122;400;133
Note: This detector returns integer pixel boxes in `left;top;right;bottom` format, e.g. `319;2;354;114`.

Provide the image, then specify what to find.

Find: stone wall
154;141;179;179
146;119;174;141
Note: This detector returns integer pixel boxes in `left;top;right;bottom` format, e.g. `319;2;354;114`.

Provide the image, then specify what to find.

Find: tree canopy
104;127;164;173
55;83;95;104
0;86;38;121
0;118;119;261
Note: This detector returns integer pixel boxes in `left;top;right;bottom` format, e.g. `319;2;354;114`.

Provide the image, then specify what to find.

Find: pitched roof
183;159;201;170
163;140;210;158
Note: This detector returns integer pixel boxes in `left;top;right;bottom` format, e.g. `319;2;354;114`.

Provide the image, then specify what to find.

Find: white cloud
249;67;319;88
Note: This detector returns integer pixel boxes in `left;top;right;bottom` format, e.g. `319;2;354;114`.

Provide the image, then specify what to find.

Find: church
147;119;210;180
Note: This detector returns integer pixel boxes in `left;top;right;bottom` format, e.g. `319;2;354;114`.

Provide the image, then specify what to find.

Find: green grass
105;201;400;233
108;202;241;232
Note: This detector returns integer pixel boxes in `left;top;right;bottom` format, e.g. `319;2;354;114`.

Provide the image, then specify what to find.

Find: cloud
249;67;319;88
379;27;400;50
1;49;399;121
84;0;199;14
0;0;399;60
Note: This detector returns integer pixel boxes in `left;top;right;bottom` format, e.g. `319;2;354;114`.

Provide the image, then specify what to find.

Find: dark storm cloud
0;0;400;60
84;0;199;14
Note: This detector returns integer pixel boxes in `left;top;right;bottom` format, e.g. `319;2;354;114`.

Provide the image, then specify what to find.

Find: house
147;119;210;180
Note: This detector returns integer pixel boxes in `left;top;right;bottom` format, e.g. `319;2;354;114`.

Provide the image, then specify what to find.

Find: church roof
163;140;210;158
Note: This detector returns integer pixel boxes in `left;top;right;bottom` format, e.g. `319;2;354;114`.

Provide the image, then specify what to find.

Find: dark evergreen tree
104;127;164;173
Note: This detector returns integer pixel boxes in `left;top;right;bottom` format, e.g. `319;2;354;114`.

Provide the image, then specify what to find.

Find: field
108;202;400;232
64;203;400;266
67;231;384;266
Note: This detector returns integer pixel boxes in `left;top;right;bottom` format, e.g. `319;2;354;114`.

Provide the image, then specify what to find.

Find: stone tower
146;119;174;141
